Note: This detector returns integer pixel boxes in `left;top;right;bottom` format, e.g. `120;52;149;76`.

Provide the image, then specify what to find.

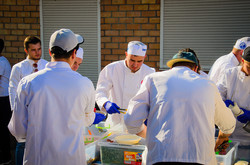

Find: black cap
242;46;250;62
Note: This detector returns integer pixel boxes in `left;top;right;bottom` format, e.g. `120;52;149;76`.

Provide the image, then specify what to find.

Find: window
160;0;250;71
40;0;100;85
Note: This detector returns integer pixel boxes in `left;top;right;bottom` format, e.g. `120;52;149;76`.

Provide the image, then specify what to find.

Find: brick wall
0;0;161;70
101;0;160;71
0;0;40;66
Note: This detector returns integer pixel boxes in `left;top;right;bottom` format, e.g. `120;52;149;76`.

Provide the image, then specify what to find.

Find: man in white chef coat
8;36;48;165
124;51;236;165
209;37;250;84
95;41;155;127
216;46;250;161
71;34;84;71
8;29;96;165
71;47;84;71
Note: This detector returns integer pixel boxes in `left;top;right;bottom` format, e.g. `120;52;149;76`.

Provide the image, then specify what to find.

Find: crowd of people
0;29;249;165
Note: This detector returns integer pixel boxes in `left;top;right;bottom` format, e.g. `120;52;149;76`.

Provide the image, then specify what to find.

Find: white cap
76;47;84;59
127;41;147;56
234;37;250;50
49;29;80;52
75;34;84;44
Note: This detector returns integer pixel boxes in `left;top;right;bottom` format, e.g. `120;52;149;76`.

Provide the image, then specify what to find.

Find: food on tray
115;134;141;145
234;160;249;165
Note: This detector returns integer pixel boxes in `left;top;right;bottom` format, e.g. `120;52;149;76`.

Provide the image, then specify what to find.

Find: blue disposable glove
224;100;234;107
104;101;120;114
93;113;106;125
237;108;250;124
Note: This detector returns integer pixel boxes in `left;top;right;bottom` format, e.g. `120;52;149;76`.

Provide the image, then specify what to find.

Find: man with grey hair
8;29;96;165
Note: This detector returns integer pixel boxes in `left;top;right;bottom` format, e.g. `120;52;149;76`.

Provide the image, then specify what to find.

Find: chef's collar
230;52;241;66
123;60;141;74
46;61;71;69
26;57;40;65
238;66;248;80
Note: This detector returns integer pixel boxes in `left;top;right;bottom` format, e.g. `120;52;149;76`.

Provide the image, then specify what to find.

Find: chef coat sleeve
95;66;113;110
124;76;150;134
214;84;236;134
84;80;96;127
8;78;28;140
9;65;21;110
216;72;228;101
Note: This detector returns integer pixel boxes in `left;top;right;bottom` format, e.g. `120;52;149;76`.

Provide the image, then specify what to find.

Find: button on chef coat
124;66;236;165
217;66;250;157
209;52;239;83
96;60;155;126
8;62;95;165
9;58;48;110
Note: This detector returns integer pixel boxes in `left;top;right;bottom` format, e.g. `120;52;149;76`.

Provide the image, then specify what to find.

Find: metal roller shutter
160;0;250;70
40;0;100;85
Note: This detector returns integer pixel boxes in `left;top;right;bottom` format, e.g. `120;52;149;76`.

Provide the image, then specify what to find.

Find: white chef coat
9;58;48;110
208;52;239;83
124;66;236;165
216;66;250;160
0;56;11;96
95;60;155;126
8;62;95;165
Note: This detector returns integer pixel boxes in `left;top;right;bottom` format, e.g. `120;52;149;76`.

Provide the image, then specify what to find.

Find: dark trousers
154;162;203;165
15;142;25;165
0;96;12;162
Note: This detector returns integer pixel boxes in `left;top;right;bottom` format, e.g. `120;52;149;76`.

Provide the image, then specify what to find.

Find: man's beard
30;57;41;61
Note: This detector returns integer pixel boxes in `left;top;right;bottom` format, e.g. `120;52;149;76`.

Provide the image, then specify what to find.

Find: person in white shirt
8;29;97;165
209;37;250;83
71;47;84;71
95;41;155;127
8;36;48;165
216;46;250;161
124;51;236;165
0;39;12;165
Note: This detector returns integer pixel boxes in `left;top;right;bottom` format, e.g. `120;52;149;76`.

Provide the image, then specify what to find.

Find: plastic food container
215;141;239;165
84;125;112;165
99;134;145;165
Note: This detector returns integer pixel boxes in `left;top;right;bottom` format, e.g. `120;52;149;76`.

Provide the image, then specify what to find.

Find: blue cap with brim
167;52;199;68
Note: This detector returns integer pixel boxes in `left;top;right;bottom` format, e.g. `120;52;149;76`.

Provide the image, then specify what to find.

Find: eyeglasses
33;63;38;72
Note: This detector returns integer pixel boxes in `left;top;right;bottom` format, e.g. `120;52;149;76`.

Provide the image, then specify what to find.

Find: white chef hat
127;41;147;56
76;47;84;59
234;37;250;50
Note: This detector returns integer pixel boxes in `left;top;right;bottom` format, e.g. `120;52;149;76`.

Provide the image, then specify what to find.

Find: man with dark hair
8;29;98;165
217;46;250;161
0;38;12;164
8;36;48;165
96;41;155;129
178;48;208;77
124;51;236;165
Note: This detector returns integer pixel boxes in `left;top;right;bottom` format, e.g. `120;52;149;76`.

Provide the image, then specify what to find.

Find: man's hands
224;100;234;107
237;108;250;124
104;101;120;114
93;113;106;125
224;100;250;123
